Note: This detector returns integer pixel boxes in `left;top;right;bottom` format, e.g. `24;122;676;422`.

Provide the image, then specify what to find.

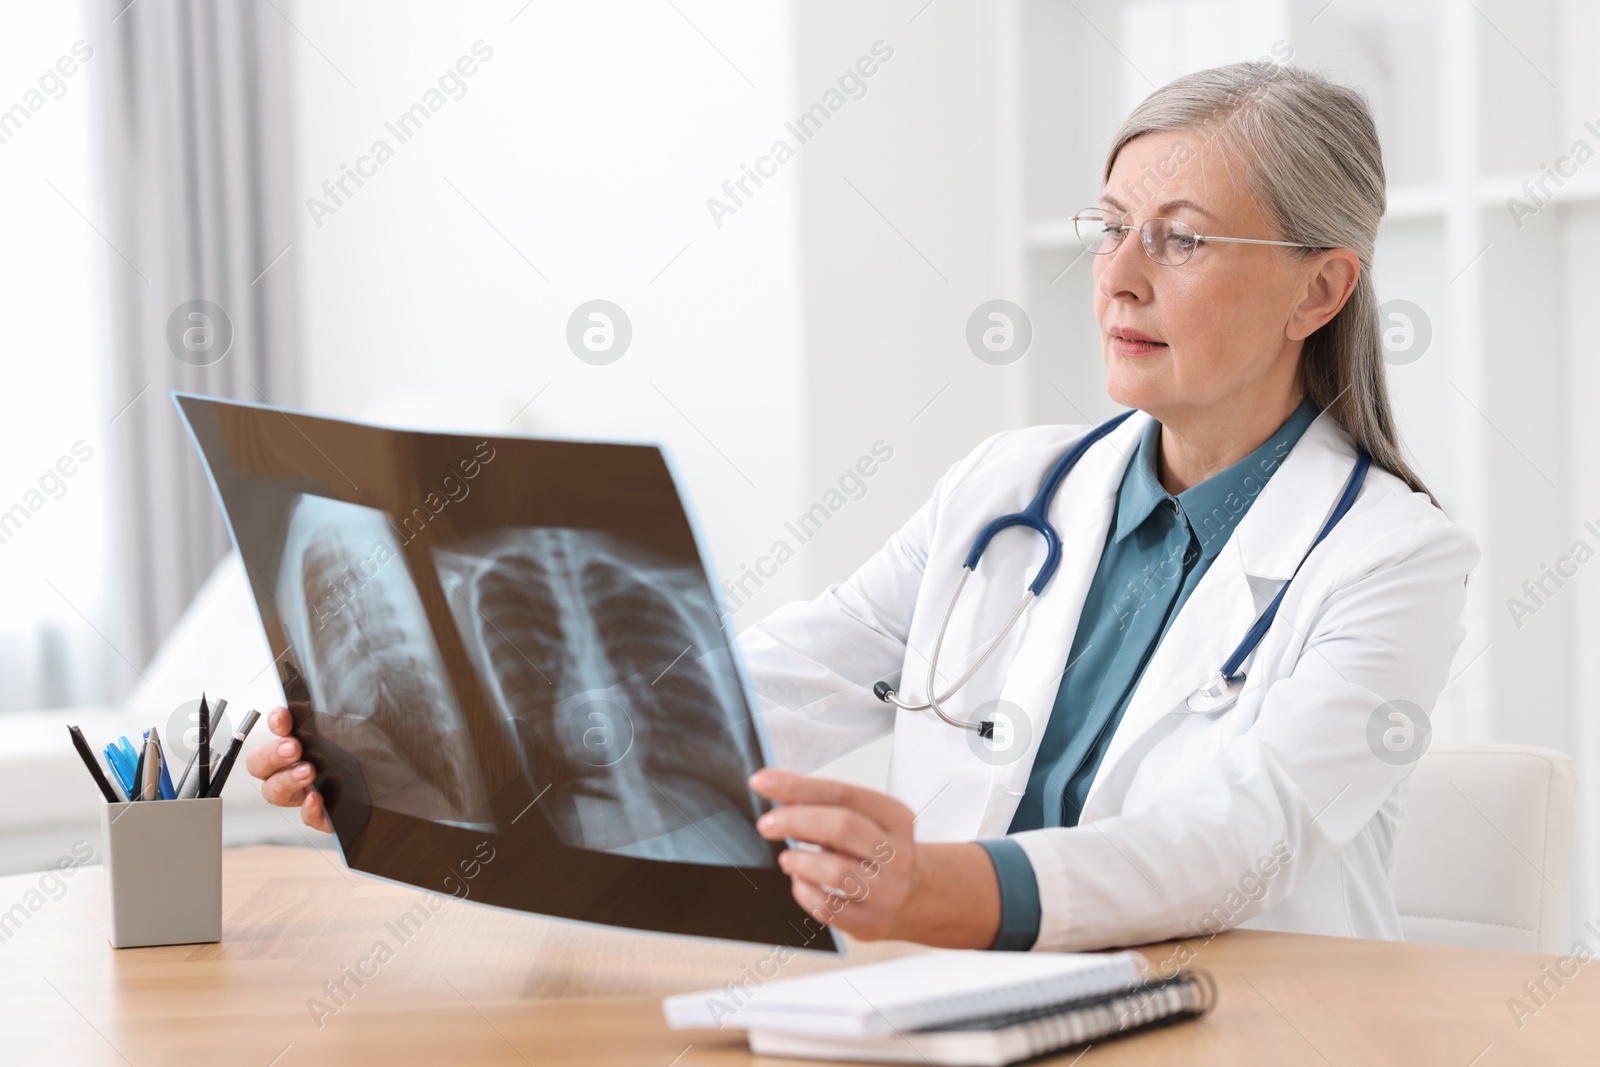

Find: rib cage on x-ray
276;495;491;828
434;527;770;866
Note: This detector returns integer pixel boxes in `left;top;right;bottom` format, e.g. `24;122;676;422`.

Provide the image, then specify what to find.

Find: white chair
1388;742;1576;953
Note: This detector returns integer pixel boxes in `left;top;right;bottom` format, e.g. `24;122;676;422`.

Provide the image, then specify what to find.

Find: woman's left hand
749;767;1003;948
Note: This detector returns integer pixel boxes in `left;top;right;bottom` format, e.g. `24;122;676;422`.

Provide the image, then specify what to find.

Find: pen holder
99;797;223;948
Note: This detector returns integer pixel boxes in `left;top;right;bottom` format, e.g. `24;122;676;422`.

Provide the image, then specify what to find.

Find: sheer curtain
94;0;302;678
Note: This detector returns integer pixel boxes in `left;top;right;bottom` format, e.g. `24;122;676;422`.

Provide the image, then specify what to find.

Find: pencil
67;725;120;802
198;693;211;798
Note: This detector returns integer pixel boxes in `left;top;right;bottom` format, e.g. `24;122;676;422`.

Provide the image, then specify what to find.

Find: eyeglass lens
1073;210;1199;265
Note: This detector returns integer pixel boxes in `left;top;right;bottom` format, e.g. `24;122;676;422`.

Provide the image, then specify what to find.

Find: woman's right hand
245;705;331;833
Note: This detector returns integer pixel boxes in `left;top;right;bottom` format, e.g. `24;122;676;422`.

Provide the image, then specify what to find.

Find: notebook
662;948;1154;1038
746;971;1213;1066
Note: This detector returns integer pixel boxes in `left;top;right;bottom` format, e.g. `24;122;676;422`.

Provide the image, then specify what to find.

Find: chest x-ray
433;527;766;863
177;394;836;952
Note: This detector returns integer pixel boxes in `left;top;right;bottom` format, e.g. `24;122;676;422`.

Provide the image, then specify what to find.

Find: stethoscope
873;409;1371;737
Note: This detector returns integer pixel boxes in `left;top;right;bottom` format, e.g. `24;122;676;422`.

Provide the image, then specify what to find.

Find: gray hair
1104;60;1438;509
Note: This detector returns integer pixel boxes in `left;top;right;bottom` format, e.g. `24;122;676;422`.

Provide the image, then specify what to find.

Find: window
0;2;115;710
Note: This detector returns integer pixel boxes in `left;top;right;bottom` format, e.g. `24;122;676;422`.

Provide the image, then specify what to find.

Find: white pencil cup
99;797;223;948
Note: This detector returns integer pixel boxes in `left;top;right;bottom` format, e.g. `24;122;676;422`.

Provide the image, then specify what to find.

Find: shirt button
1168;499;1180;515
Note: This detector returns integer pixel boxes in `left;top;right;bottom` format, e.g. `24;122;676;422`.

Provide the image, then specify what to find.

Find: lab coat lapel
1231;412;1362;582
971;412;1149;837
1079;411;1361;818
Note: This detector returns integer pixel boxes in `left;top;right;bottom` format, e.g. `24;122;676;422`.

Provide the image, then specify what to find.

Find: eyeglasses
1071;207;1325;266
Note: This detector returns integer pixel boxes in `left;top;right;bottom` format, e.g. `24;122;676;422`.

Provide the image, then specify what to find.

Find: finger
245;734;301;781
267;706;294;737
780;848;879;901
789;877;875;937
301;789;332;833
259;761;316;807
261;777;308;809
791;876;840;926
750;768;913;834
758;804;892;863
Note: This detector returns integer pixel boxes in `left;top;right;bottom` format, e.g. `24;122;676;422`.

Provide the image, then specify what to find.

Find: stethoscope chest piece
1186;670;1244;713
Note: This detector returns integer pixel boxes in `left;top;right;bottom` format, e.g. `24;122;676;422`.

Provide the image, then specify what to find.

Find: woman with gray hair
734;58;1475;951
250;60;1477;953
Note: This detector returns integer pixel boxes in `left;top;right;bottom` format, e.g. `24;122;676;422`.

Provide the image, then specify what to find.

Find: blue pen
103;748;136;796
103;741;136;798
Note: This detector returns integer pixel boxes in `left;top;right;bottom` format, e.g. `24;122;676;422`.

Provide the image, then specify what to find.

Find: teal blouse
978;399;1318;950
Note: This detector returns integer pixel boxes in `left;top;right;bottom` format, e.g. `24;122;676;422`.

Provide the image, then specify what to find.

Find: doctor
248;60;1477;953
737;59;1475;953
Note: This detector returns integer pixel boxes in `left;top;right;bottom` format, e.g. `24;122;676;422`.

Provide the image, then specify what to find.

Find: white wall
769;2;1018;611
288;0;810;618
1559;0;1600;953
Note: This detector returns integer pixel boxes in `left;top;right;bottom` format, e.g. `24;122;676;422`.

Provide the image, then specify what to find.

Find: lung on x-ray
177;393;836;952
276;496;490;830
433;527;769;865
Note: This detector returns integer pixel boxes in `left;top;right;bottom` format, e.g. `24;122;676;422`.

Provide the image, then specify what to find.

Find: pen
198;693;211;799
149;726;176;800
173;696;228;799
144;735;164;799
104;740;136;798
204;709;261;798
139;730;162;802
174;744;201;799
116;735;138;769
131;737;148;802
177;751;219;799
68;725;120;802
101;752;127;800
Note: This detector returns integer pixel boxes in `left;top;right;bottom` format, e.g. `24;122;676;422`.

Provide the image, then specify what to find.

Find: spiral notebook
746;971;1214;1066
662;948;1187;1039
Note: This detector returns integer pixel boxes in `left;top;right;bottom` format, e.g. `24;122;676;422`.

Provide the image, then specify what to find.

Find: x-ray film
176;394;840;952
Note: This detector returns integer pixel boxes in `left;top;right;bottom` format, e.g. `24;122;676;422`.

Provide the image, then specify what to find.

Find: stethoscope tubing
876;410;1372;730
1216;449;1371;680
892;570;1033;731
961;409;1138;596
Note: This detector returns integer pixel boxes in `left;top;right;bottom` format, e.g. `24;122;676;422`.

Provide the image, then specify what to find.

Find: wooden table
2;845;1595;1065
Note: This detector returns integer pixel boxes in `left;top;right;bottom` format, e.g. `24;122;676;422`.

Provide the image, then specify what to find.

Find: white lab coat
737;408;1478;952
